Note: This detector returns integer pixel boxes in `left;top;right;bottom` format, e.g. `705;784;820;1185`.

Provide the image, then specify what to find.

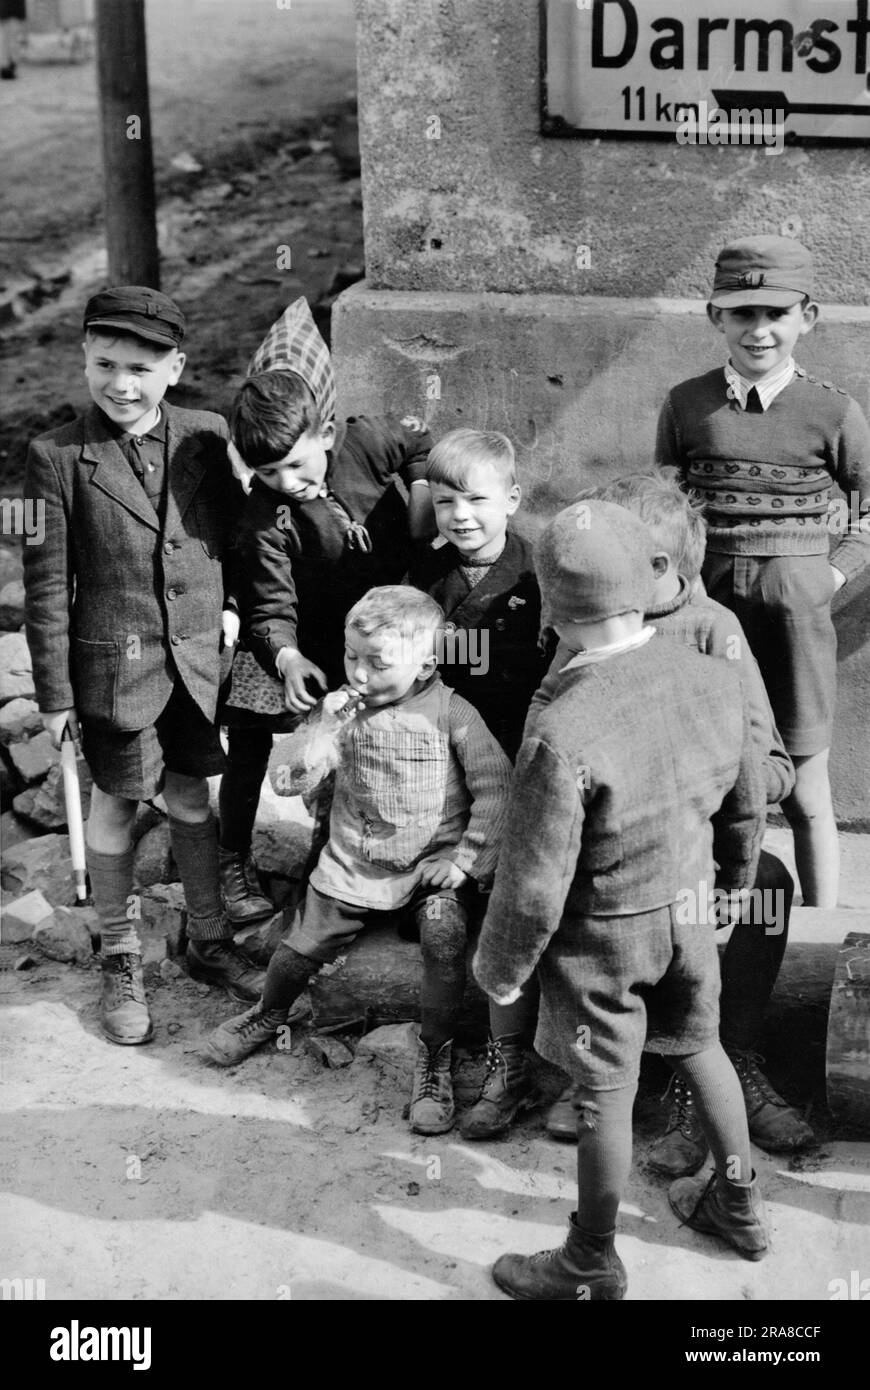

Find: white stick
60;736;88;902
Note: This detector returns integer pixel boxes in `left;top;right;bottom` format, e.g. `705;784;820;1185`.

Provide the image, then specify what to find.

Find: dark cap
710;236;814;309
83;285;186;348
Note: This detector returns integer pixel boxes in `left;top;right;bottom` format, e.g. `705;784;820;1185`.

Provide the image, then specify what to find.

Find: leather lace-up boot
647;1075;710;1177
492;1214;628;1301
460;1035;535;1140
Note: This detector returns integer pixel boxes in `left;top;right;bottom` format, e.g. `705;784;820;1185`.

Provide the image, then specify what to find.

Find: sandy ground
2;822;869;1303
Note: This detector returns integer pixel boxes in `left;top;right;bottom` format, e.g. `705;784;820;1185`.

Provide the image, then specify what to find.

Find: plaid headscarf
247;296;336;424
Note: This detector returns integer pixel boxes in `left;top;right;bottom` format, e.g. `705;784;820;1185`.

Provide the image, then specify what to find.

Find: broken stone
133;822;176;887
160;958;182;982
15;953;38;970
355;1022;419;1076
307;1034;354;1069
8;730;60;785
232;908;283;966
0;633;34;705
34;905;96;965
0;548;23;590
0;579;25;630
140;883;187;956
252;821;313;878
0;761;14;811
0;699;42;747
13;758;92;830
170;151;203;174
132;801;164;845
0;809;39;849
2;888;55;942
1;833;74;904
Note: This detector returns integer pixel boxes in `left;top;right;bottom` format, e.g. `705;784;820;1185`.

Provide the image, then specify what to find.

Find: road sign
543;0;870;142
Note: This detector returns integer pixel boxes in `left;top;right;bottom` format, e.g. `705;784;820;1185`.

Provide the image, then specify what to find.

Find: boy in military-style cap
657;235;870;908
474;501;769;1300
23;286;265;1046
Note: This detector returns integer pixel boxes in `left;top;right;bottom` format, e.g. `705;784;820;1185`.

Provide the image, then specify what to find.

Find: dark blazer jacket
23;402;236;731
407;529;549;758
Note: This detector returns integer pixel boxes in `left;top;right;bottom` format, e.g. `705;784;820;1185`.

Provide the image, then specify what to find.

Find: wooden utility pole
94;0;160;287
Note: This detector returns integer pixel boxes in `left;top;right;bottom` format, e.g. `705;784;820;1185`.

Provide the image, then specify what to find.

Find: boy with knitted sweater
657;236;870;907
474;501;768;1300
205;586;512;1136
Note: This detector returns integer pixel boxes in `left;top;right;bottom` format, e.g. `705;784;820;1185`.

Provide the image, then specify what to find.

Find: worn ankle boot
460;1035;535;1140
669;1169;769;1260
492;1214;628;1301
187;938;266;1003
647;1075;710;1177
544;1084;579;1142
726;1046;815;1153
203;1000;288;1066
100;953;153;1045
409;1038;455;1135
218;848;274;925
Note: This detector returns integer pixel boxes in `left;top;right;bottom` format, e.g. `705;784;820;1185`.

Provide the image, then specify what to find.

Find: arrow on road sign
712;89;870;120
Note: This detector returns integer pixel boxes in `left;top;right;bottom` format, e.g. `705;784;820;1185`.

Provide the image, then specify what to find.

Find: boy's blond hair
346;585;444;650
596;472;708;582
426;428;516;490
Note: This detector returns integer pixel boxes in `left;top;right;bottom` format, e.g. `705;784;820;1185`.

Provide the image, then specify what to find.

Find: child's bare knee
163;772;210;820
88;786;137;835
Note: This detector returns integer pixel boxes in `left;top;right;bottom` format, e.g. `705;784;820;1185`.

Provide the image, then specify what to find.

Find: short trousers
81;680;226;801
282;881;478;964
702;552;837;757
534;904;721;1091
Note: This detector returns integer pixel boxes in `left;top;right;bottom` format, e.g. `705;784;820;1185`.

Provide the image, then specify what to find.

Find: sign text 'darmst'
543;0;870;141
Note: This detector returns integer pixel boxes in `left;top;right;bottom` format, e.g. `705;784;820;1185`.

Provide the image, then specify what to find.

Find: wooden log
826;931;870;1134
309;906;868;1058
308;921;490;1037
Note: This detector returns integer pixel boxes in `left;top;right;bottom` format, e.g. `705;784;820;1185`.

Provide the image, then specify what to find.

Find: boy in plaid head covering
215;298;436;926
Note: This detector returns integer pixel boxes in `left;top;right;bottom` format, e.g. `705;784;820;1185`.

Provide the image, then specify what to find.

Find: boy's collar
724;357;796;410
559;625;656;671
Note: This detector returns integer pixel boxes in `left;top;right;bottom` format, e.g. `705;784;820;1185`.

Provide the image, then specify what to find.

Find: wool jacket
406;530;548;757
656;368;870;582
529;578;795;806
23;402;236;729
268;676;512;909
474;635;766;1004
240;415;431;688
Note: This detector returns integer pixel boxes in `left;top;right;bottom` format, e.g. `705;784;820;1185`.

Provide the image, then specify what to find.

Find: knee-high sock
219;727;273;855
168;814;228;942
417;894;469;1050
262;943;320;1013
672;1044;753;1185
488;974;540;1045
573;1083;637;1235
720;848;792;1051
86;845;139;956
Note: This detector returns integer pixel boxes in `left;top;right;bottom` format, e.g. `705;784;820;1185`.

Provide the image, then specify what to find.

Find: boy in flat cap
657;236;870;908
23;285;264;1046
474;501;768;1300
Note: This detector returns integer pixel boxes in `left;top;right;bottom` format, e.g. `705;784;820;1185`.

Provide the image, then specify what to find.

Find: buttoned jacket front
24;402;236;729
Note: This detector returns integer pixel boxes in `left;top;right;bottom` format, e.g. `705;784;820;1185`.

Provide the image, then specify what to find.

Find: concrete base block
333;284;870;821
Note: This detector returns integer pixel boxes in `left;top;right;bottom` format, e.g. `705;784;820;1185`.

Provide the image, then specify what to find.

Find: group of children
23;235;870;1299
